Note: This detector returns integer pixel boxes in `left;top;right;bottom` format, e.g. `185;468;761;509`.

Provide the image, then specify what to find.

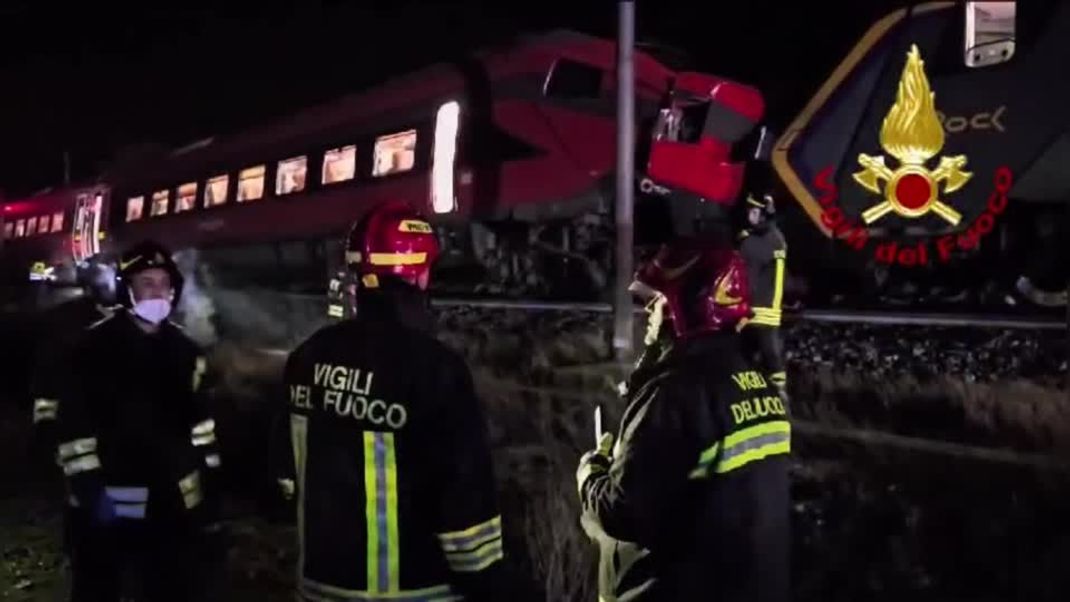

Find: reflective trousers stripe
771;255;785;309
59;437;97;460
105;486;148;503
300;578;458;601
364;432;399;594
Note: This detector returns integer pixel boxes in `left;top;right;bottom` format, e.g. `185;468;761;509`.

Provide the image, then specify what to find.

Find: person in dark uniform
55;240;222;602
737;191;789;401
279;201;506;601
577;240;791;602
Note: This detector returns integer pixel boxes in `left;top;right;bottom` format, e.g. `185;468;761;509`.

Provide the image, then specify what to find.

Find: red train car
2;30;764;309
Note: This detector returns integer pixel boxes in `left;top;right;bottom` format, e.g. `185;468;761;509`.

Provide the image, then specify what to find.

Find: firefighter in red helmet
577;240;791;602
278;201;507;601
55;240;222;601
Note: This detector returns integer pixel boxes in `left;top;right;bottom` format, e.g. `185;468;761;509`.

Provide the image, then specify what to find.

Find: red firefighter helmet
634;241;751;339
345;201;441;289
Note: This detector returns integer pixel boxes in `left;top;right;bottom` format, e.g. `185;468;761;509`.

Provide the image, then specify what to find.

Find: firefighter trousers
742;326;787;398
68;513;210;602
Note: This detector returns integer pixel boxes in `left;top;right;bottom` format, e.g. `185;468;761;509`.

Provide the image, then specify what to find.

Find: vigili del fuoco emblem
853;44;973;226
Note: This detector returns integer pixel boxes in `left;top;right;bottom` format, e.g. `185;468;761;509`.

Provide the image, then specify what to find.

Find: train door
72;191;104;263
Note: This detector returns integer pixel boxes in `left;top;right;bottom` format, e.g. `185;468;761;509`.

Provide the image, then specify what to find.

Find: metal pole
613;0;636;361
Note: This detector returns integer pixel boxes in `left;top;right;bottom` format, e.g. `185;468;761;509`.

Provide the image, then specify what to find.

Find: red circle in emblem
895;173;932;211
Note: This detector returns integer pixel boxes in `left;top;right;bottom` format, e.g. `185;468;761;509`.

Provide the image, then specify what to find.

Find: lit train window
205;174;229;207
323;145;356;184
3;223;13;239
176;182;198;213
373;130;417;177
15;220;25;237
431;101;461;214
151;190;170;217
127;196;145;222
52;211;63;232
276;156;308;195
39;214;51;234
237;165;265;202
26;217;38;236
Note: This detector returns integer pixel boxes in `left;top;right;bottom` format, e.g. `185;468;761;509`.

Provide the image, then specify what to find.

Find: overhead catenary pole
613;0;636;361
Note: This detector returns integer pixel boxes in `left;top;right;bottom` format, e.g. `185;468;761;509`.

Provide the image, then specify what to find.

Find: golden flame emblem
853;45;972;225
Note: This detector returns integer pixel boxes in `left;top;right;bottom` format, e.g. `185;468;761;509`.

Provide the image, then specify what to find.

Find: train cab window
277;156;308;195
39;215;50;234
151;190;170;217
51;211;64;232
323;145;356;184
544;58;604;99
15;219;25;237
373;130;417;177
126;196;145;222
26;217;38;236
238;165;266;202
205;174;229;207
176;182;198;213
3;222;12;239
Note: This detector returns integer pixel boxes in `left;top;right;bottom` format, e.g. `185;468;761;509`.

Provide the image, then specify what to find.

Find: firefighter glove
576;432;614;496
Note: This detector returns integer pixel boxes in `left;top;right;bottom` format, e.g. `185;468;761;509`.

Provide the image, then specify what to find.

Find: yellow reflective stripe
192;419;216;436
178;470;203;509
750;306;782;326
397;220;432;233
364;432;400;593
301;578;457;601
59;437;97;460
771;255;785;309
444;537;504;573
192;356;207;392
770;372;787;386
436;515;502;551
291;415;310;585
363;432;379;592
328;304;344;318
34;398;59;423
63;454;101;476
688;441;721;480
717;420;791;474
368;252;427;267
192;433;217;447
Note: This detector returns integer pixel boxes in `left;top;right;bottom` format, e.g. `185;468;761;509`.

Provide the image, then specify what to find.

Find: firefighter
55;240;222;601
737;190;789;401
279;201;506;601
28;259;117;583
577;240;791;602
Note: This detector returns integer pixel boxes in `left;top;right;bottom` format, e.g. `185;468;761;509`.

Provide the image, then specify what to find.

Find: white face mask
130;292;173;325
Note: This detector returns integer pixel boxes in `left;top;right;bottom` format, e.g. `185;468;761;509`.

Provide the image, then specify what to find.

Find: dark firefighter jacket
739;224;787;328
279;283;505;602
55;311;221;525
29;298;114;469
580;332;791;602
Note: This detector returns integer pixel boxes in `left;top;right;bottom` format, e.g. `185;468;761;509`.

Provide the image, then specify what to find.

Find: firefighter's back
284;306;495;600
670;339;790;602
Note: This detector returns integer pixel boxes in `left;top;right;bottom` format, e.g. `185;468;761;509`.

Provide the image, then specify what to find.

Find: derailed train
1;2;1067;321
0;29;764;313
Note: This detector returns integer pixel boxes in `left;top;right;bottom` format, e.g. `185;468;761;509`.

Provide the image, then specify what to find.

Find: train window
51;211;63;232
238;165;266;202
39;214;51;234
3;222;12;239
544;58;603;99
126;196;145;222
965;2;1016;68
277;156;308;195
26;217;38;236
176;182;198;213
323;145;356;184
431;101;461;213
373;130;417;177
205;174;229;207
15;219;25;237
151;190;170;217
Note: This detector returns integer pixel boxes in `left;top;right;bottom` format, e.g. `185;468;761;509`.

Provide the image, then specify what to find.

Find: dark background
0;0;907;198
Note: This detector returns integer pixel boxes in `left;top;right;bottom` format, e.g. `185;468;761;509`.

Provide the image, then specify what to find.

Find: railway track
431;297;1068;331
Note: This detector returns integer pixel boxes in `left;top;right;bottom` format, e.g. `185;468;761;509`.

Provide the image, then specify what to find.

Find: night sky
0;0;908;198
